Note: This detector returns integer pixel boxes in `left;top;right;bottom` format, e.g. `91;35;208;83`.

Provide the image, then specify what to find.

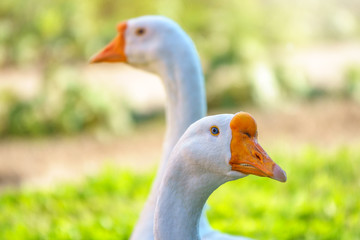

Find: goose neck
154;156;224;240
158;56;206;162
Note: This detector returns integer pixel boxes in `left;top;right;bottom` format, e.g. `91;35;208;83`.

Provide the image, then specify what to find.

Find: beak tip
89;55;100;64
272;164;287;182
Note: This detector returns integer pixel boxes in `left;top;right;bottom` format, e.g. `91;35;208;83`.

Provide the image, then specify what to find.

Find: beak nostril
254;152;262;161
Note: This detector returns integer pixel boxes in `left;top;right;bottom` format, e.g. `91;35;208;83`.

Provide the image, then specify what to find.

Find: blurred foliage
0;146;359;239
1;0;359;67
1;0;360;135
0;67;132;137
1;0;359;68
344;65;360;102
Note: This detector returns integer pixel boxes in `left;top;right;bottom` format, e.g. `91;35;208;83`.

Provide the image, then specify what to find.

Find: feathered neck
130;36;206;240
157;52;206;164
154;150;226;240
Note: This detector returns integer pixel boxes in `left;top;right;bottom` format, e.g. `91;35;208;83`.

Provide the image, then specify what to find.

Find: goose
90;15;263;240
154;112;287;240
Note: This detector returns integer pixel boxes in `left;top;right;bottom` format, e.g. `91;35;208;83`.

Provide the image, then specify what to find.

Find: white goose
90;16;279;240
154;112;286;240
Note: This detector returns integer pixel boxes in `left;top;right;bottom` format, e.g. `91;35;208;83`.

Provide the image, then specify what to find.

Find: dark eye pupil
212;127;219;134
136;28;145;35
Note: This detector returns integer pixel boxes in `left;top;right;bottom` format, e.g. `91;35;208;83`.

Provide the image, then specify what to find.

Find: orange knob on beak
90;22;128;63
229;112;287;182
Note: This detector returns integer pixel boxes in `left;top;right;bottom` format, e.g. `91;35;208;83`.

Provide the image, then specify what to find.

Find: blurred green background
0;0;360;239
1;0;360;136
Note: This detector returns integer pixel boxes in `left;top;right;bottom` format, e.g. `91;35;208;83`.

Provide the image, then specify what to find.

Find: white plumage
154;113;286;240
91;15;286;240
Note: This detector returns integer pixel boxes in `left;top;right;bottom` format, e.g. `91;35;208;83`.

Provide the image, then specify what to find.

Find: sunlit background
0;0;359;239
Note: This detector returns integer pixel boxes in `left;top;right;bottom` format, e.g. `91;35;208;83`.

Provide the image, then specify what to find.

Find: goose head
176;112;287;182
90;15;197;73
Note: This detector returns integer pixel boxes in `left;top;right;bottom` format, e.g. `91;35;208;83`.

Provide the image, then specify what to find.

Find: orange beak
90;22;128;63
229;112;287;182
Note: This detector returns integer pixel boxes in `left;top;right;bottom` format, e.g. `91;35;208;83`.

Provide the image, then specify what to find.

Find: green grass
0;146;359;240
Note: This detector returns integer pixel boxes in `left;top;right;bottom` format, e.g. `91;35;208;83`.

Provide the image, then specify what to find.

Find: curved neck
154;152;225;240
158;55;206;163
130;38;206;240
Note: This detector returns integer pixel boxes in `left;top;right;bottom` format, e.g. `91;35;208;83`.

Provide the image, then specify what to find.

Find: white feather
120;15;251;240
154;114;249;240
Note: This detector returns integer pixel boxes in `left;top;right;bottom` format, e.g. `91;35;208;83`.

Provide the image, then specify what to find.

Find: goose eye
135;28;146;36
244;132;251;138
210;126;220;136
